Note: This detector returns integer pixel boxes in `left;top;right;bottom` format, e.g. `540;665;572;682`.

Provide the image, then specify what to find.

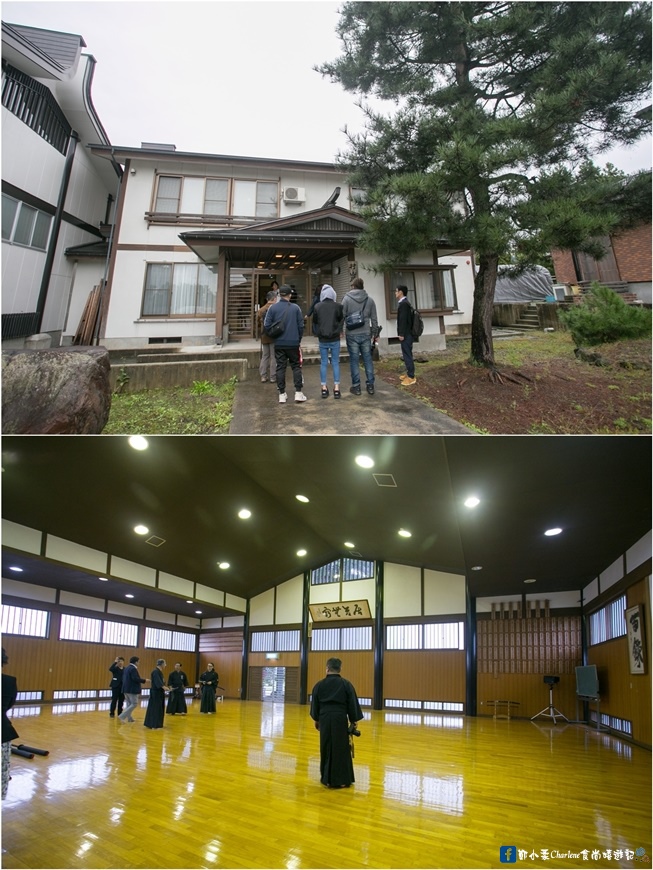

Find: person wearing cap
2;648;19;800
312;284;344;399
256;286;279;383
263;284;307;404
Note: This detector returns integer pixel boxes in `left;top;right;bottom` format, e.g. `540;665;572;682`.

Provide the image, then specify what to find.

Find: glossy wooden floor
2;698;650;869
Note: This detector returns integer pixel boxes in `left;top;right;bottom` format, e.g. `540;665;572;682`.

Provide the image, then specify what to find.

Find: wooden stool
487;700;520;720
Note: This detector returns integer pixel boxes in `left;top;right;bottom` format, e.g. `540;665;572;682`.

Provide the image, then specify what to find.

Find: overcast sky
4;0;652;172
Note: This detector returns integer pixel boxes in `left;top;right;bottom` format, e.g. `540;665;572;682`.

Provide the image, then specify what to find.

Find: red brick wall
551;249;577;283
611;224;652;282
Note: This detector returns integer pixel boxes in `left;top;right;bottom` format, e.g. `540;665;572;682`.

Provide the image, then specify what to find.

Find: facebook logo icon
500;846;517;863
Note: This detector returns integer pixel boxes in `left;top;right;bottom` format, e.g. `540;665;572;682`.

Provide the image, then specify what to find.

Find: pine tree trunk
469;252;498;368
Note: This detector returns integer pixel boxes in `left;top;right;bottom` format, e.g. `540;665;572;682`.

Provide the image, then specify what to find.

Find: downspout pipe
35;130;80;335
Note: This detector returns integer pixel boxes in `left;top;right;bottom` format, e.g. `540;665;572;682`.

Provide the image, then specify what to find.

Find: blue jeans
119;693;140;722
319;339;341;385
346;332;374;386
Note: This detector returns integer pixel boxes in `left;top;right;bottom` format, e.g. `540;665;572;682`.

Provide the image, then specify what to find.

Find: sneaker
350;385;362;396
366;383;375;395
399;374;409;382
402;377;417;386
261;377;268;383
295;392;308;403
278;392;287;403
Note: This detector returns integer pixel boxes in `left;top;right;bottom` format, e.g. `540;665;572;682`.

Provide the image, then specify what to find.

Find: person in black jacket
108;656;125;718
395;285;416;386
312;285;344;399
310;657;363;789
2;648;19;800
166;662;189;715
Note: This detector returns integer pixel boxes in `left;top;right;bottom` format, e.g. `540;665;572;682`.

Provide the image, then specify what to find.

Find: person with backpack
342;277;378;396
395;285;416;386
263;284;307;404
312;284;344;398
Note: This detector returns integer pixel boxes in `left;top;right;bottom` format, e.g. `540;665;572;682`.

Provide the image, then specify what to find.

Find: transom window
153;175;278;221
1;604;49;638
386;622;465;650
311;558;375;585
386;266;457;314
588;594;627;646
2;194;52;251
142;262;217;317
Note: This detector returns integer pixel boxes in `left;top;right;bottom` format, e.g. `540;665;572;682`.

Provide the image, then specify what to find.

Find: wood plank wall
198;630;243;699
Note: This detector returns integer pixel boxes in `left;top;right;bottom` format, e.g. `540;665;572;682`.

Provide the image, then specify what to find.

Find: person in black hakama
108;657;125;717
166;662;189;715
199;663;219;714
144;659;168;729
310;657;363;789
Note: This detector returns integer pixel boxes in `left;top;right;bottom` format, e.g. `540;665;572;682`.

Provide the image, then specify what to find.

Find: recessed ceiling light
134;524;149;535
125;593;134;599
524;578;537;584
238;509;252;519
464;496;480;508
545;527;563;536
471;566;483;571
195;610;203;615
8;566;23;572
99;577;109;582
128;436;149;451
186;600;194;604
297;549;307;557
344;542;355;548
218;562;230;570
398;529;412;538
295;495;309;503
355;455;375;469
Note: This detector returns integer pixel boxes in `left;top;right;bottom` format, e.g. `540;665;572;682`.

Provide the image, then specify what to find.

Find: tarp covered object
494;265;554;302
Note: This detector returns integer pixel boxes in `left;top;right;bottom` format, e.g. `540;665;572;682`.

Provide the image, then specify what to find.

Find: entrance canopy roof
179;205;365;270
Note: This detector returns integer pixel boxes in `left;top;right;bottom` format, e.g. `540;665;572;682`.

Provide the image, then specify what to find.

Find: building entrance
227;269;310;340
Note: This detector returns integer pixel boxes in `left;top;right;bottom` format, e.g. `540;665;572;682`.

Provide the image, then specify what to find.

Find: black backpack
411;305;424;339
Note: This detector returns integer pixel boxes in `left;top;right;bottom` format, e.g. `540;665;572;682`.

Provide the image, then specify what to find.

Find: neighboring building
1;22;120;347
551;223;652;305
86;143;475;352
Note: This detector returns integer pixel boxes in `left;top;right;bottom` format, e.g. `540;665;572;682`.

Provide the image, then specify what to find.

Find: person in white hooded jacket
312;284;344;399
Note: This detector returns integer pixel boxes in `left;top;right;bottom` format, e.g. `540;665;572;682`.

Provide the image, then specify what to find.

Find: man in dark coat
166;662;189;715
395;284;416;386
144;659;167;729
310;657;363;789
108;656;125;717
118;656;148;723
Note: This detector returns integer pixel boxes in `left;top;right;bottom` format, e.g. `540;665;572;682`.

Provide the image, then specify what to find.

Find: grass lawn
103;377;236;434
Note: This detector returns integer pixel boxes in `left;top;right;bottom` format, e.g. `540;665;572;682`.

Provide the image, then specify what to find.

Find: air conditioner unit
283;186;305;204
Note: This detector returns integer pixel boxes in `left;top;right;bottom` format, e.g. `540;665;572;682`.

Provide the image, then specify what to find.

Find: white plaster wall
423;569;465;615
250;587;275;626
627;530;652;574
1;111;65;202
275;574;303;624
384;563;422;618
2;240;49;313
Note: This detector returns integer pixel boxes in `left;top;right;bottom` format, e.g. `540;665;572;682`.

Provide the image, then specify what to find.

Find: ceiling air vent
283;186;305;204
373;473;397;487
146;535;166;547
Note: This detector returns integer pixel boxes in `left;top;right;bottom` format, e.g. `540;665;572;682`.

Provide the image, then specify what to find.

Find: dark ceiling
1;436;650;622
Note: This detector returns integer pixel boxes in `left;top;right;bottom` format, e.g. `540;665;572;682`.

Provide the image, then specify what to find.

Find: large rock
2;346;112;434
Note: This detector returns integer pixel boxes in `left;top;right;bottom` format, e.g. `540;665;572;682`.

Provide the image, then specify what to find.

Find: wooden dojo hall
1;435;651;870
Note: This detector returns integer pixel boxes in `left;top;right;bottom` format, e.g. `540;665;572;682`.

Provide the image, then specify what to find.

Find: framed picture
625;604;646;675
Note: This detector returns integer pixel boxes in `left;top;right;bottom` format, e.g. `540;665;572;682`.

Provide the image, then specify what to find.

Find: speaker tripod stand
531;683;569;724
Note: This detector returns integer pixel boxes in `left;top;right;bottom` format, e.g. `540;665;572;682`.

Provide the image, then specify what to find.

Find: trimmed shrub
560;283;651;346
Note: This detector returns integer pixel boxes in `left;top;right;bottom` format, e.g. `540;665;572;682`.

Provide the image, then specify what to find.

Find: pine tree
319;2;651;368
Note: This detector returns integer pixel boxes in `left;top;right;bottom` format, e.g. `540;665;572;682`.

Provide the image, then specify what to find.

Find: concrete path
229;355;473;435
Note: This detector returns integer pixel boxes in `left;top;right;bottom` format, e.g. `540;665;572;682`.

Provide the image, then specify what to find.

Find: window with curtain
152;176;278;221
386;267;458;314
2;194;52;250
204;178;229;214
155;176;182;212
1;605;49;638
142;263;217;317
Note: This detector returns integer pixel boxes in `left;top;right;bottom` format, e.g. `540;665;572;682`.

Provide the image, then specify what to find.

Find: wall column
465;579;477;716
373;560;384;710
300;569;310;704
